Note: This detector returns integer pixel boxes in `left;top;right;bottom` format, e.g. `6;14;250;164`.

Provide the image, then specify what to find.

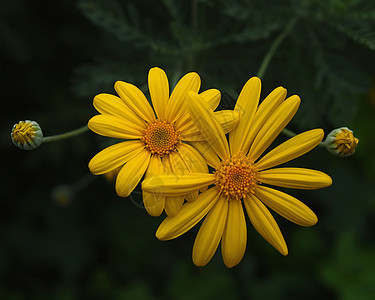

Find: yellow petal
166;72;201;124
193;196;228;266
256;129;324;171
148;67;169;120
164;196;185;216
114;81;156;123
88;115;143;139
177;143;209;174
255;186;318;226
160;152;194;207
258;167;333;189
179;125;208;141
156;188;220;240
93;93;146;129
143;191;165;217
201;88;221;110
241;86;287;155
244;194;288;255
142;173;216;196
248;95;300;161
168;150;189;174
168;151;197;202
187;91;230;160
145;153;165;175
143;155;165;216
221;199;247;268
187;141;221;168
176;143;209;195
115;148;151;197
229;77;261;155
214;110;240;134
162;154;173;172
175;89;221;130
89;140;145;175
179;110;239;141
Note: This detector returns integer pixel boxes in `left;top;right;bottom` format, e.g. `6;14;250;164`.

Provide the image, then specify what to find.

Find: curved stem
42;125;89;143
318;140;327;147
256;17;298;79
281;127;297;138
70;172;97;193
191;0;198;37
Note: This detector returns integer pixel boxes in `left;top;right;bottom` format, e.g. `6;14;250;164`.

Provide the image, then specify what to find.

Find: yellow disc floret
142;120;180;156
215;153;258;200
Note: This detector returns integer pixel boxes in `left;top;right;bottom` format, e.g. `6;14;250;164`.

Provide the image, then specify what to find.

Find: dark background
2;0;375;299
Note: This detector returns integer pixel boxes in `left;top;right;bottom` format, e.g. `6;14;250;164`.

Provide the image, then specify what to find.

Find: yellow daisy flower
143;77;332;268
88;67;239;217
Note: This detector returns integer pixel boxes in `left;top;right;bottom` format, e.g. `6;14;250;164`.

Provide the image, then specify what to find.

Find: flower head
11;120;43;150
88;67;239;217
325;127;359;157
143;77;332;268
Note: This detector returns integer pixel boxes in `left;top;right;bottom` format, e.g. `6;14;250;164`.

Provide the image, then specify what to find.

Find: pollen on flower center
141;120;180;156
215;153;258;200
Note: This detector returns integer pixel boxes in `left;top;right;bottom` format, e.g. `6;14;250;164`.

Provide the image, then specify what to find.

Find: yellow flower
11;120;43;150
325;127;359;157
88;67;239;217
143;77;332;268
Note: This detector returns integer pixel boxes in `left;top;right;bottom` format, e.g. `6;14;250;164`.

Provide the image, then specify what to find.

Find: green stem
191;0;198;37
257;18;327;149
259;17;302;145
42;125;89;143
186;0;198;70
256;17;298;79
281;127;297;138
318;140;327;147
70;172;96;193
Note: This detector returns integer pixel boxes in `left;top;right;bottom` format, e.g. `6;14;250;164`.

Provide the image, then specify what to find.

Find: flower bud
11;120;43;150
325;127;359;157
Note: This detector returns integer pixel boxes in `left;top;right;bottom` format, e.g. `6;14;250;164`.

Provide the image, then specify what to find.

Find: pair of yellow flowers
88;67;332;268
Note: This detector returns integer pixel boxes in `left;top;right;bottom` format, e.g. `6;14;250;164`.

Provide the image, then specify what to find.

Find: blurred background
1;0;375;299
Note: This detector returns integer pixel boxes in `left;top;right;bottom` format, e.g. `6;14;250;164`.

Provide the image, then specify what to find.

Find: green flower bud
11;120;43;150
325;127;359;157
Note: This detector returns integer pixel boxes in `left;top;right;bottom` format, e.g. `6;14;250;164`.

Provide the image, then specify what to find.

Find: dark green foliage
2;0;375;299
73;0;374;129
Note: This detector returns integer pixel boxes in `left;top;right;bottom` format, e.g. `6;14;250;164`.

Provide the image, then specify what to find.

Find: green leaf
330;20;375;50
78;0;152;47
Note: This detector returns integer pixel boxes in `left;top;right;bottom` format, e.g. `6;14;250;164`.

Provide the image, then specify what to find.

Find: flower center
141;120;180;156
215;153;258;200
